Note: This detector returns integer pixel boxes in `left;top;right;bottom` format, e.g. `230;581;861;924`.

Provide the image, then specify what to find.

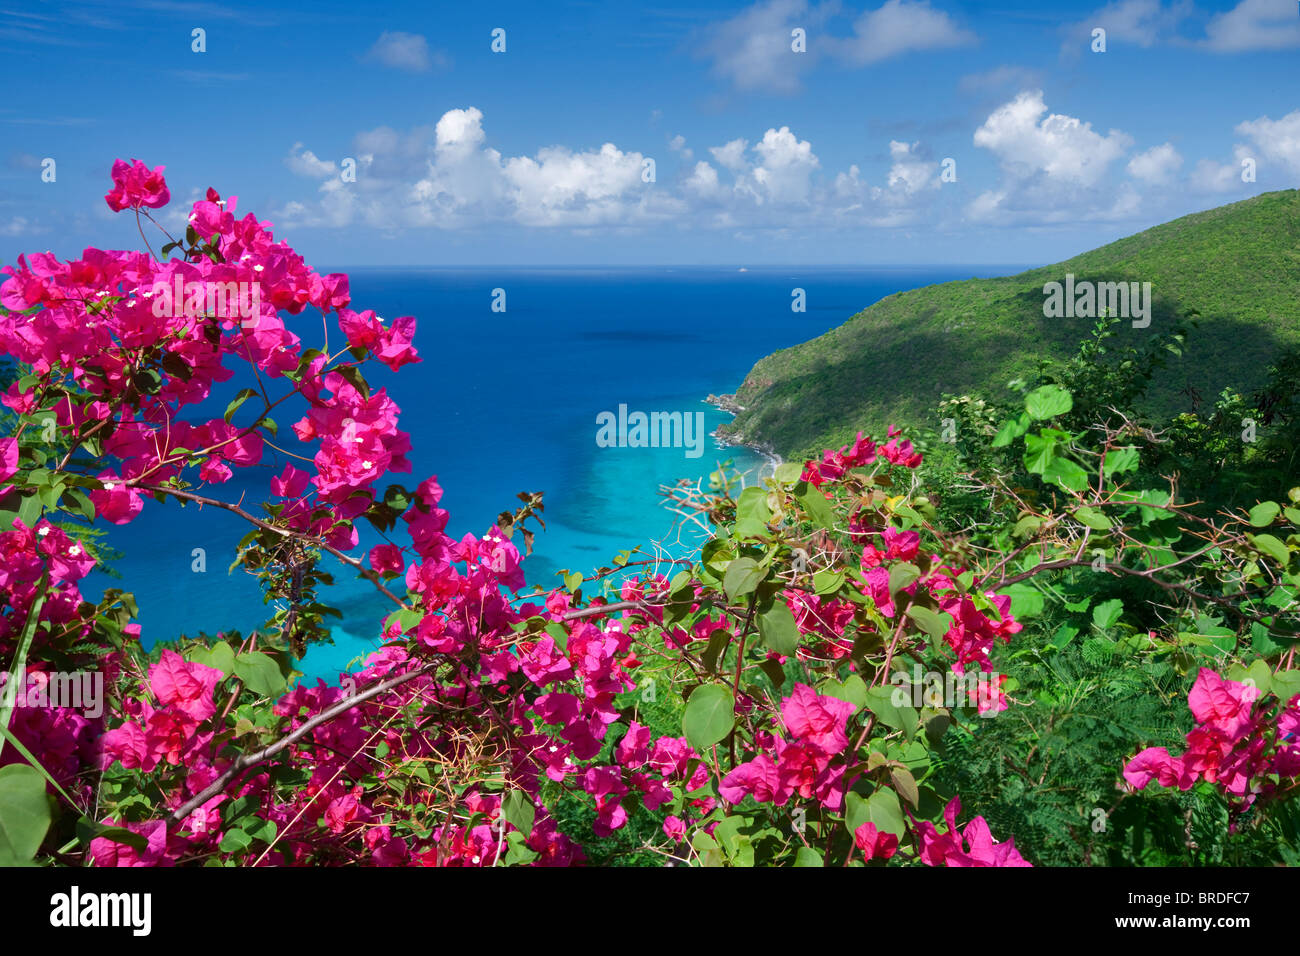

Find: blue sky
1;0;1297;266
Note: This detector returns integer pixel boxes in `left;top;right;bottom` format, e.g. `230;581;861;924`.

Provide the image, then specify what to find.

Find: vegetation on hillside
721;190;1300;461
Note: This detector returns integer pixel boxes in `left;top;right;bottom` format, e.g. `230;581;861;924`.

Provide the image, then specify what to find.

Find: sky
0;0;1297;266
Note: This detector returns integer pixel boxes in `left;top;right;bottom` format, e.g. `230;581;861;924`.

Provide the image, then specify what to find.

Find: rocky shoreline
705;392;784;476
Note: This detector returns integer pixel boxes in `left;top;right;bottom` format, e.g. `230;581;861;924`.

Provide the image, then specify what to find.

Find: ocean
84;266;1020;682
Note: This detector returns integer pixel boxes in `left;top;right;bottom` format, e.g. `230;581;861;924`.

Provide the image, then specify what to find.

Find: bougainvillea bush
0;161;1296;867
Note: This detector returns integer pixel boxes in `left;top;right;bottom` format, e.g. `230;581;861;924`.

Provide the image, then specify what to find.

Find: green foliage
723;190;1300;461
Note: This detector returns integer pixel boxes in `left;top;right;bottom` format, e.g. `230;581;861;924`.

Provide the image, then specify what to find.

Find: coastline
706;392;784;478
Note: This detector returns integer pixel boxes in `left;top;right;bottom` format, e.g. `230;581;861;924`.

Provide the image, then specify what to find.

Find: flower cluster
1124;668;1300;808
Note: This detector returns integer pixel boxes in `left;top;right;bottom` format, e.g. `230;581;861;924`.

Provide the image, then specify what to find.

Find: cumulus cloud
1203;0;1300;52
284;143;337;179
279;107;682;231
668;134;693;160
699;0;974;93
1061;0;1191;51
1236;109;1300;176
1188;147;1255;193
830;0;976;65
710;139;750;171
968;91;1138;223
750;126;820;202
700;0;822;94
363;31;447;72
974;90;1132;186
1126;142;1183;184
277;109;950;234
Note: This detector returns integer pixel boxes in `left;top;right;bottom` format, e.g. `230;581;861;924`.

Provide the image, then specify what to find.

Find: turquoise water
85;266;1018;683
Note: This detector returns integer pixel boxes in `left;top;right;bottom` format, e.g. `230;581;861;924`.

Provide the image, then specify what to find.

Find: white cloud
967;92;1142;224
685;161;724;199
974;90;1132;186
832;0;976;65
1188;155;1248;192
363;31;445;72
668;134;693;160
279;107;683;231
750;126;820;202
701;0;819;94
710;139;751;172
277;108;950;234
1203;0;1300;52
1126;142;1182;184
883;140;938;196
284;142;337;179
1236;110;1300;176
1063;0;1191;50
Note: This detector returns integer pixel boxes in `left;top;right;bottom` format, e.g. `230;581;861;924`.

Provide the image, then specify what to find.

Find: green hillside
720;189;1300;460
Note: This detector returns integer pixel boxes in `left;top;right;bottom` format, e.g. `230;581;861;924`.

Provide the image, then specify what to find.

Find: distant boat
738;267;748;272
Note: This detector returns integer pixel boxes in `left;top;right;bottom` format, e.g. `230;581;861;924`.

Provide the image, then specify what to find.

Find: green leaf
723;557;765;600
813;569;844;595
223;387;259;423
1249;533;1291;567
1042;456;1089;492
1091;598;1124;632
1248;501;1281;528
1103;446;1139;475
0;764;51;864
1025;384;1073;421
820;674;867;712
233;651;287;698
500;790;535;839
888;563;920;596
219;828;253;853
564;571;584;594
335;364;370;400
793;846;824;867
999;582;1044;619
774;462;803;484
734;486;773;538
890;768;919;809
991;413;1030;448
864;686;917;739
187;640;237;678
796;483;835;531
757;600;799;656
1226;659;1272;700
682;685;735;749
906;606;952;639
1074;506;1111;530
866;787;906;838
1271;670;1300;704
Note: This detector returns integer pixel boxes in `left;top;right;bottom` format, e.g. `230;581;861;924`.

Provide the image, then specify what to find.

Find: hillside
719;190;1300;460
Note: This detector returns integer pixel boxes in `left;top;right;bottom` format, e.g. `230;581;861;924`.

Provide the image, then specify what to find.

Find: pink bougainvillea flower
854;822;899;861
719;754;782;805
916;797;1031;867
368;543;405;576
149;649;222;725
781;683;855;754
89;473;143;525
270;463;310;498
104;159;170;212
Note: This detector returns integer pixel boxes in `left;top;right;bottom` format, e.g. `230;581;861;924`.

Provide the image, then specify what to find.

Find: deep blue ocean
85;266;1020;682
